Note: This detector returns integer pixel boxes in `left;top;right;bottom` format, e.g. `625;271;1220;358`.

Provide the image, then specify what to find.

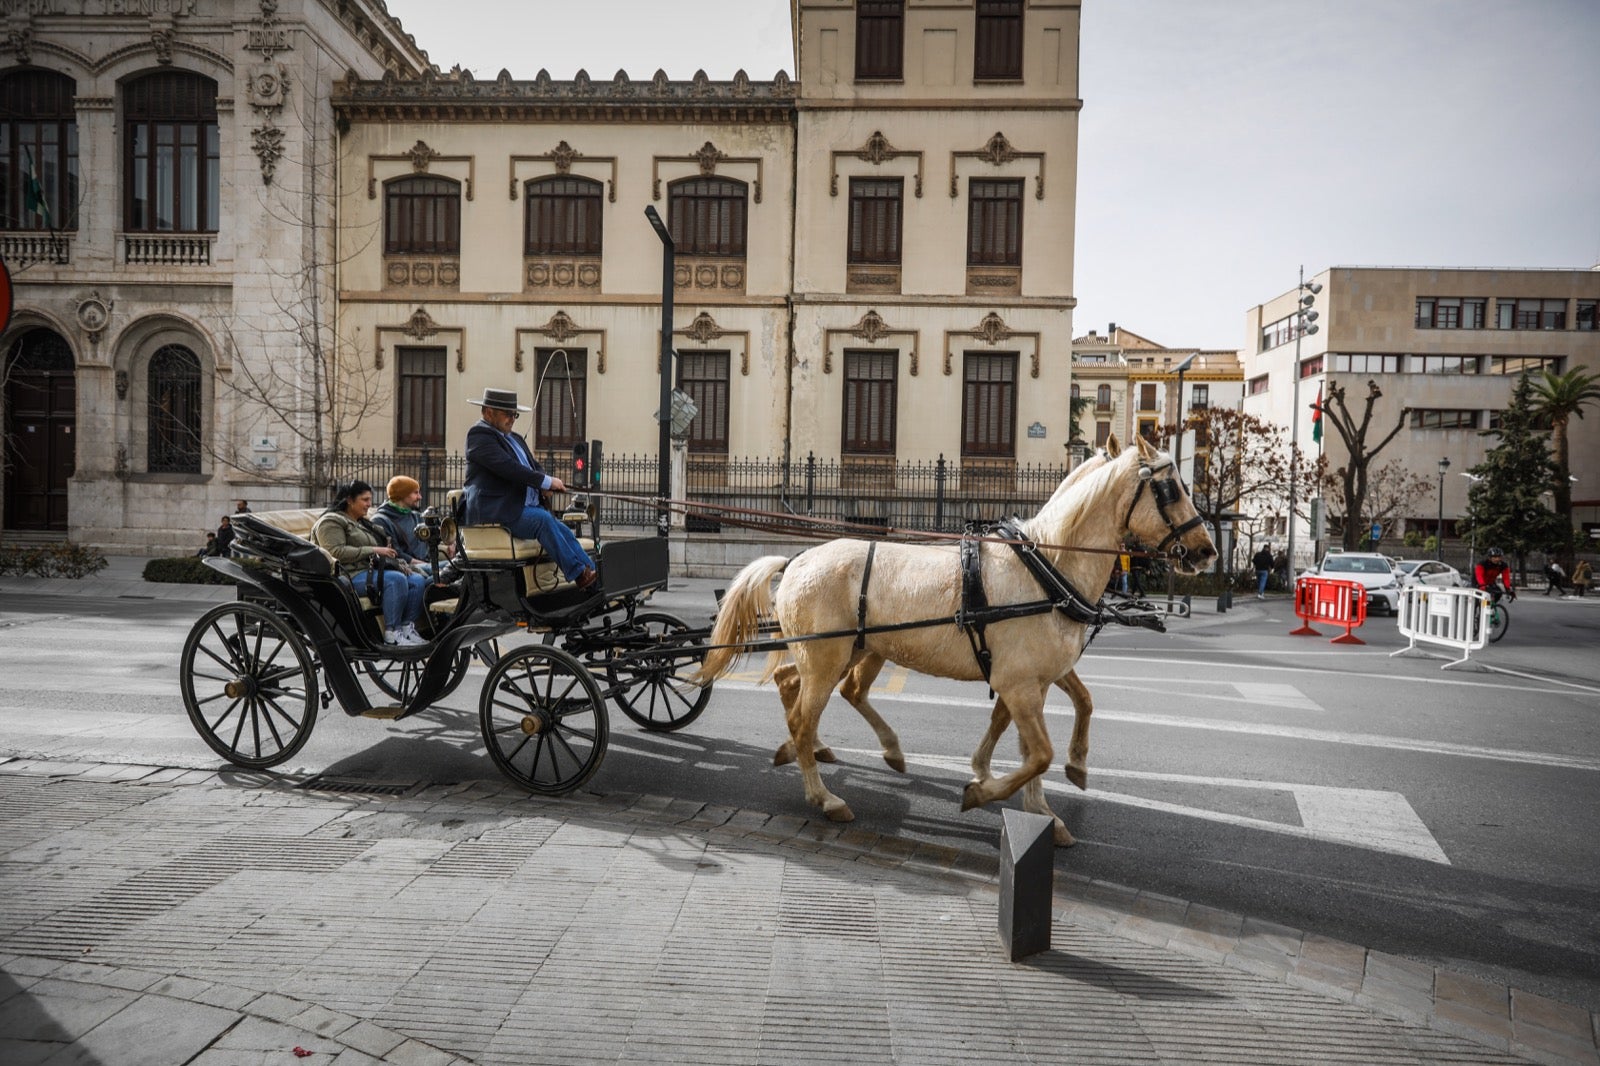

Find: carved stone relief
251;122;284;184
75;292;112;341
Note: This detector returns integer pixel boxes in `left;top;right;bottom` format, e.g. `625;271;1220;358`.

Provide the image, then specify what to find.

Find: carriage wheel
360;649;472;705
180;601;317;769
479;645;608;795
608;611;713;732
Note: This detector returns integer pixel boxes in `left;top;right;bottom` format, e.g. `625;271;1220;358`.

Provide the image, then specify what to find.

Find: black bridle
1124;458;1207;557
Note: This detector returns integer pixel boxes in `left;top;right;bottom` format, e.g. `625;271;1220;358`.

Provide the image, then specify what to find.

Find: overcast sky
384;0;1600;351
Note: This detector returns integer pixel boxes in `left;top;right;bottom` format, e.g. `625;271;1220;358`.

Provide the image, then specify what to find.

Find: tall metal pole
1287;267;1304;584
645;206;674;538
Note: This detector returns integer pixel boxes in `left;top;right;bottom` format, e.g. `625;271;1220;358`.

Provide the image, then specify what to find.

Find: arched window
1;70;79;231
668;177;747;257
525;176;602;256
148;345;202;473
384;175;460;255
124;72;220;233
1096;384;1111;408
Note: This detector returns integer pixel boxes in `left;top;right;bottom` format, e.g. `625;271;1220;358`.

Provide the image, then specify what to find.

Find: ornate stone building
0;0;428;549
331;0;1082;480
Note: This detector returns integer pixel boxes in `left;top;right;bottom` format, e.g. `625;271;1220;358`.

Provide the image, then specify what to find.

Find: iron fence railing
329;449;1074;534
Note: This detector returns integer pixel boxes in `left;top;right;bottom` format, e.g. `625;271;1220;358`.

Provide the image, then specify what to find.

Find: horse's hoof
824;803;854;823
1064;764;1087;791
814;747;838;764
1053;823;1077;847
773;742;795;766
884;752;907;774
960;781;984;812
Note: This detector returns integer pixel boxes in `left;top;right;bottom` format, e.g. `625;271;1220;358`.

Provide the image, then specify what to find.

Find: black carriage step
297;775;413;796
359;706;407;720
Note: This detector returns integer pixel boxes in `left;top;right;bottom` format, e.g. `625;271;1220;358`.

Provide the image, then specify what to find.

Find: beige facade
331;0;1082;472
1070;323;1243;477
0;0;428;550
1241;267;1600;564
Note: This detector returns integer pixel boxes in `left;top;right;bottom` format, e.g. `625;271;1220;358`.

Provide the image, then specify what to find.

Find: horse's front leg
771;662;838;766
837;653;905;773
961;685;1052;813
969;697;1012;785
1057;670;1094;791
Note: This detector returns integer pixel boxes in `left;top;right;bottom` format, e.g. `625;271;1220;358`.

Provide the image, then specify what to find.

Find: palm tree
1531;367;1600;563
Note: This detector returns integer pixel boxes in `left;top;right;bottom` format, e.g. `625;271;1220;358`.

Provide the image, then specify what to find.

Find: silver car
1301;551;1405;615
1393;559;1466;590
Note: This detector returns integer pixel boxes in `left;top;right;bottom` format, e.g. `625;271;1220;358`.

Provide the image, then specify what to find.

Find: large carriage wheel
180;601;318;768
360;649;472;705
479;645;607;794
608;611;713;732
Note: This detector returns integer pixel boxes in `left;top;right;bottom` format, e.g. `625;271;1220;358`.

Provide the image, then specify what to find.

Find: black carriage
178;499;712;795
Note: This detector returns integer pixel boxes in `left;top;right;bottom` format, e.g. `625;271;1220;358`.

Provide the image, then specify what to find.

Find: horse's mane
1021;446;1142;550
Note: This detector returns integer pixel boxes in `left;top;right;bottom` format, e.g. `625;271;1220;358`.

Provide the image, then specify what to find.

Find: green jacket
311;509;388;576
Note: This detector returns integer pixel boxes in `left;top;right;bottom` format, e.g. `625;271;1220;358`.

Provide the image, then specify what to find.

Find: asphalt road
1;586;1597;1014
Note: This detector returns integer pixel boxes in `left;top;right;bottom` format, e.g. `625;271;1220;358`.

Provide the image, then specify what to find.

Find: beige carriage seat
250;508;380;612
446;489;594;591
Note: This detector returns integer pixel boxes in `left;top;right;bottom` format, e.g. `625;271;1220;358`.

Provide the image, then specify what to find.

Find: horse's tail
693;554;792;685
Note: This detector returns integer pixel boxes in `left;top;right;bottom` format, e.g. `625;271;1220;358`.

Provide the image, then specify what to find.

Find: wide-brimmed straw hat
467;387;531;412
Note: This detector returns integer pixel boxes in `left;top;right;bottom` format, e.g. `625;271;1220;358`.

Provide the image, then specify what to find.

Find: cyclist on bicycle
1474;547;1516;604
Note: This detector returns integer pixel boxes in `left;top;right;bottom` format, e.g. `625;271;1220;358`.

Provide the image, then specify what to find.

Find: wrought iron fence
330;448;1072;534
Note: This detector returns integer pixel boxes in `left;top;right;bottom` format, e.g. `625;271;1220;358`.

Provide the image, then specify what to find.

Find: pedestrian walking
1252;543;1275;599
1573;560;1592;597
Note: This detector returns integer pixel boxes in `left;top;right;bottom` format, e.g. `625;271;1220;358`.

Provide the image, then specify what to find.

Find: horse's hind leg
837;654;905;773
961;686;1052;812
1058;670;1094;791
791;653;856;821
771;662;838;766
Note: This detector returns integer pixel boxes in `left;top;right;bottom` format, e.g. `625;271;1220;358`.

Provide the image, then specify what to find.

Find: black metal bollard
998;809;1055;960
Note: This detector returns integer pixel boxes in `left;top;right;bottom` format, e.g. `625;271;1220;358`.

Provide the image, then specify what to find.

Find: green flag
21;146;51;228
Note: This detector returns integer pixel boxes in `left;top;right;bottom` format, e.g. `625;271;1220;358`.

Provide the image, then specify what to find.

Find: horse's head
1122;436;1217;575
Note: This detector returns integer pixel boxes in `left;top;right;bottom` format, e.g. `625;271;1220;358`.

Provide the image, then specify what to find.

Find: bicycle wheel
1487;602;1510;643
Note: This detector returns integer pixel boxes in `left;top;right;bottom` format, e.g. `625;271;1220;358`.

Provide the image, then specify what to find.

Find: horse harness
1125;457;1206;557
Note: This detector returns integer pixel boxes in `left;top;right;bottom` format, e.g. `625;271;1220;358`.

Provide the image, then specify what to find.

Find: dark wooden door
4;330;76;531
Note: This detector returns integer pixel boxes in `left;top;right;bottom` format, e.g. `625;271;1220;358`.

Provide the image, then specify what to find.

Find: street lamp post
1459;471;1483;572
1285;268;1321;582
1436;456;1451;561
644;205;675;538
1166;352;1197;611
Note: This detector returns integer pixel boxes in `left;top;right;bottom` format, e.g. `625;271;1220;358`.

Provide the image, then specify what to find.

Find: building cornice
334;67;796;124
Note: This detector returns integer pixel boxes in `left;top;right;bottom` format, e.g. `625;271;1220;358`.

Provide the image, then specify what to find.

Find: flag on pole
1310;385;1323;444
21;146;52;229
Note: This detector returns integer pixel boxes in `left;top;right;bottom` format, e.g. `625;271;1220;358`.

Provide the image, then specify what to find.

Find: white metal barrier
1392;586;1490;669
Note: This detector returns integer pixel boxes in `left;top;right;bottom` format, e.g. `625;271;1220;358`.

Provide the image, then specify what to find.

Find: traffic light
589;439;602;488
571;440;589;488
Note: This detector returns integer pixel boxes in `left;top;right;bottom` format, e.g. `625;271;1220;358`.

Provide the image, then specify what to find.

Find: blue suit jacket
463;422;547;528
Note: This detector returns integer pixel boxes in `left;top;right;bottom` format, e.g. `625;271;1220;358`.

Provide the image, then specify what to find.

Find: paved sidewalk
2;758;1594;1066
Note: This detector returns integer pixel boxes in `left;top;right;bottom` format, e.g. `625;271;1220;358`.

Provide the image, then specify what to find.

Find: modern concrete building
1241;266;1600;565
0;0;429;551
330;0;1082;477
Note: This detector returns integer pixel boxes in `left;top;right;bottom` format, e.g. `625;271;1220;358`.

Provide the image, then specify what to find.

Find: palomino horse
696;436;1216;843
766;438;1122;844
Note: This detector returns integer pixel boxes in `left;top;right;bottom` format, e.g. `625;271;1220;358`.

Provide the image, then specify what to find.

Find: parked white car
1393;559;1467;590
1299;551;1405;615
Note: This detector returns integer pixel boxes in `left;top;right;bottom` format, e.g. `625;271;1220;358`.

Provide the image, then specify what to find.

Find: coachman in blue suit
463;388;597;590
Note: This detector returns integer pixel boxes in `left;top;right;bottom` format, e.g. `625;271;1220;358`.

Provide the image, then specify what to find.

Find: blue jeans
352;567;428;630
508;506;594;581
1256;568;1271;595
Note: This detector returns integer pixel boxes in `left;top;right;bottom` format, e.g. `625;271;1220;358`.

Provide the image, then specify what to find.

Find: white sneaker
384;628;403;645
395;625;427;647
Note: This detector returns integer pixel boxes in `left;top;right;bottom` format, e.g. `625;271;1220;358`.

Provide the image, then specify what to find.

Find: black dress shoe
574;567;598;590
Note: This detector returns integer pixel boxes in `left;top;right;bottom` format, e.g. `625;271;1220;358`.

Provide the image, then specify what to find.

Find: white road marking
1079;654;1600;698
712;682;1600;773
1231;682;1321;711
833;747;1451;865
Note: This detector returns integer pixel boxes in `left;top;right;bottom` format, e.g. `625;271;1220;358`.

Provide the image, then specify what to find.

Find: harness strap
997;518;1106;626
855;541;877;650
959;531;995;692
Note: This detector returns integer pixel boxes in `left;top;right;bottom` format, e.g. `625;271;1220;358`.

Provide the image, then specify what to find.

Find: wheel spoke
207;698;244;735
198;634;238;673
551;729;585;768
190;670;233;685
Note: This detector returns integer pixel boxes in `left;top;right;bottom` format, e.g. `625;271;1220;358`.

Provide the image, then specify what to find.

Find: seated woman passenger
313;480;430;647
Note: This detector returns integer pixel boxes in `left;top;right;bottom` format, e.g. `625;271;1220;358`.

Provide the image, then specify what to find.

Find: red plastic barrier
1290;576;1369;644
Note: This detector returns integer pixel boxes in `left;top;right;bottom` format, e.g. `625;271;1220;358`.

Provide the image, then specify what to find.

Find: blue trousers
352;568;428;629
1256;568;1271;594
508;506;594;581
